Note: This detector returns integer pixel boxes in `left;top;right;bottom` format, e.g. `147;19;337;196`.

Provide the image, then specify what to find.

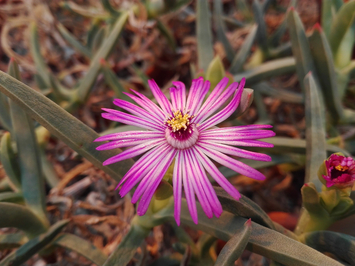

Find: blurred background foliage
1;0;355;265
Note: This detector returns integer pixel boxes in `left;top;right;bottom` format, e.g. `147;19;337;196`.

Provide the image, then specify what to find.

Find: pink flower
323;154;355;188
95;77;275;225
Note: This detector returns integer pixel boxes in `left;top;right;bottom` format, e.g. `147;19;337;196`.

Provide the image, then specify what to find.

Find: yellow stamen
335;165;348;172
167;110;193;132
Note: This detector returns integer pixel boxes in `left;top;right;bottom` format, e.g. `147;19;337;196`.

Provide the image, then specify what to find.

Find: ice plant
322;154;355;188
95;77;275;225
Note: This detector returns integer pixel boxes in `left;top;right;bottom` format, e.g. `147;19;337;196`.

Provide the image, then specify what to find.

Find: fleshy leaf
304;72;326;189
53;233;107;265
0;71;134;182
196;0;214;72
213;219;251;266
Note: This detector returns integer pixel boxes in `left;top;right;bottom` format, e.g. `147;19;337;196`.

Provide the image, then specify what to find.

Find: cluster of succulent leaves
1;0;355;265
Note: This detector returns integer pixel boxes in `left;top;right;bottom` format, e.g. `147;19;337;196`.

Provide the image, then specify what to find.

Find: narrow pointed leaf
286;8;315;92
75;11;129;103
229;25;258;74
101;61;132;102
56;23;91;58
214;0;234;62
0;234;26;250
329;1;355;65
53;233;107;265
0;91;11;131
0;203;47;238
103;222;150;266
205;56;226;91
234;57;296;86
269;0;297;46
101;0;120;16
8;61;47;223
156;19;176;50
0;192;23;204
253;82;303;103
304;73;326;188
303;231;355;265
0;220;69;266
170;201;343;266
0;71;134;182
215;187;275;229
197;0;214;71
86;19;102;50
214;219;251;266
252;0;268;52
0;132;21;190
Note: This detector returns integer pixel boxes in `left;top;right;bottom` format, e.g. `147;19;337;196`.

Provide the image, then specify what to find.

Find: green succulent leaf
329;0;355;68
0;91;11;131
196;0;214;72
8;60;48;224
75;11;129;104
234;57;296;86
215;187;275;229
0;71;134;182
214;0;234;62
214;219;251;266
0;132;21;190
156;19;177;50
0;233;26;250
286;8;315;92
229;24;258;74
205;55;226;91
53;233;107;265
0;220;69;266
56;23;92;58
103;221;150;266
303;231;355;265
86;18;103;50
304;73;326;189
0;203;47;238
0;192;24;204
252;0;268;52
253;82;303;103
269;0;297;46
309;25;343;122
101;0;120;16
175;201;342;266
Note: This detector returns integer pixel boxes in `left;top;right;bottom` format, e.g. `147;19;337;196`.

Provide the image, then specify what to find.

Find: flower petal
96;137;164;150
173;150;183;225
124;90;166;120
119;144;170;195
192;153;223;217
198;79;245;131
148;79;173;115
102;139;165;166
192;80;210;115
204;124;273;133
94;131;164;142
113;98;163;124
102;108;164;131
195;81;239;123
181;150;198;224
193;77;229;122
186;149;213;219
117;143;168;188
202;139;274;148
198;141;271;161
171;81;186;111
193;146;241;201
136;148;177;215
197;145;266;180
131;145;174;203
200;130;276;139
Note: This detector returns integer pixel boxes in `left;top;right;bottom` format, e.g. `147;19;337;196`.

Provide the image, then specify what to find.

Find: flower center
165;110;199;149
167;110;192;132
335;165;348;172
